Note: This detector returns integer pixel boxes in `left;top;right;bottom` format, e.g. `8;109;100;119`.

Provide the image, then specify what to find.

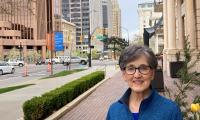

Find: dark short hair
119;45;158;70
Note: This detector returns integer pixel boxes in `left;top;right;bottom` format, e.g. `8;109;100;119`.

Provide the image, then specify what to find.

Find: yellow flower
191;103;200;112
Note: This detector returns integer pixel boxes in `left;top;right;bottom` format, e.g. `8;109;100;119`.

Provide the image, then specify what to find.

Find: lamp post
18;42;23;60
121;26;130;46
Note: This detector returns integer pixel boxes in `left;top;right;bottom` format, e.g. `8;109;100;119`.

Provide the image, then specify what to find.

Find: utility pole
47;0;53;76
88;32;92;67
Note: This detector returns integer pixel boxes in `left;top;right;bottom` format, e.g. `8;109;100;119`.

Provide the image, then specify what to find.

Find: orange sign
46;33;55;51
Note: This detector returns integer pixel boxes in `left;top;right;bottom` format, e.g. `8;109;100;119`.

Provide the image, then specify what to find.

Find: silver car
64;56;88;65
0;62;15;75
7;59;24;67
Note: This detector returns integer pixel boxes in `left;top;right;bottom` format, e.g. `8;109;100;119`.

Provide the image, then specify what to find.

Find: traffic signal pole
88;33;92;67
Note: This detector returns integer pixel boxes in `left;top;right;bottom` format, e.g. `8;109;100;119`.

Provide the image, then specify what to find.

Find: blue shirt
106;88;183;120
132;113;139;120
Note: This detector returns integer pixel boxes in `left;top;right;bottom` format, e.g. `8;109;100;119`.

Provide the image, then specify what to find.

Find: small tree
106;36;129;59
166;36;200;119
6;48;20;60
91;49;100;59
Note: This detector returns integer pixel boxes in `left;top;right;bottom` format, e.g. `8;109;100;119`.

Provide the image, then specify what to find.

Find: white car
64;56;88;65
44;58;55;64
0;62;15;75
7;59;24;67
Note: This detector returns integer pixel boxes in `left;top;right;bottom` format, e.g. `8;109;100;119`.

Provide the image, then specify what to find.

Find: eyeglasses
125;65;151;75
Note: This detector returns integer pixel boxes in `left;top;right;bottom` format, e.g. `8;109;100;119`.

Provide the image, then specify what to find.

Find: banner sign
46;33;55;51
54;32;64;51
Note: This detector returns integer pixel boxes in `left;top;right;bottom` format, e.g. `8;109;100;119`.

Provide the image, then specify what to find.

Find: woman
106;45;182;120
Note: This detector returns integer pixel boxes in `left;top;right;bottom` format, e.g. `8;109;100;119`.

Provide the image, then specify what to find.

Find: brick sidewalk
59;71;200;120
60;72;127;120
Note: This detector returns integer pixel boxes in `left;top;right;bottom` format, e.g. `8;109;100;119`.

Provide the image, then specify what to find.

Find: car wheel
19;63;24;67
0;70;3;75
11;68;15;74
80;60;86;65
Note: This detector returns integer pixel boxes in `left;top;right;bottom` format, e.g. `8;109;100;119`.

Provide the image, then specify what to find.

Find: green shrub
23;71;104;120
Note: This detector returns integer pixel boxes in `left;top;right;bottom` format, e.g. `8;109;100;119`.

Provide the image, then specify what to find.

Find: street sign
96;34;107;41
54;32;64;51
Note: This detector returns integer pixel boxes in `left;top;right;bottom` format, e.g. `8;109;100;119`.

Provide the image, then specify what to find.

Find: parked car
0;62;15;75
44;58;55;64
35;59;45;65
99;55;109;61
54;56;69;64
7;59;24;67
63;56;88;65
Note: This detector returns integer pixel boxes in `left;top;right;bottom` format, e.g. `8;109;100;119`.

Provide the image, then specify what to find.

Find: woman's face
122;55;155;93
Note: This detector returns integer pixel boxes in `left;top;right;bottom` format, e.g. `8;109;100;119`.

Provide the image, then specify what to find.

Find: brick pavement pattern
60;72;128;120
60;71;200;120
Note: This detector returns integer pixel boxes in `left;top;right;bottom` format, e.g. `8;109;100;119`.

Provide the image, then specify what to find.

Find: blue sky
118;0;153;40
118;0;140;40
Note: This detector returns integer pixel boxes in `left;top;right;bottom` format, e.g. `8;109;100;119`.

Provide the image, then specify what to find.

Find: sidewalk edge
45;76;111;120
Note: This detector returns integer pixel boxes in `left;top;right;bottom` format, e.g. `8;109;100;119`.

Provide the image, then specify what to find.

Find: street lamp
18;42;23;61
121;26;130;46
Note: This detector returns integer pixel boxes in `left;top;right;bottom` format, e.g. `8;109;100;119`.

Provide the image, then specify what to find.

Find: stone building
163;0;200;76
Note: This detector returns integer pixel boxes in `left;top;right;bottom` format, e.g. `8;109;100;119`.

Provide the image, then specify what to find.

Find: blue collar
119;88;157;112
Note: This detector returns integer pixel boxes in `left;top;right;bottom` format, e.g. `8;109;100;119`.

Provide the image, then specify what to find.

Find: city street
0;60;117;88
0;0;199;120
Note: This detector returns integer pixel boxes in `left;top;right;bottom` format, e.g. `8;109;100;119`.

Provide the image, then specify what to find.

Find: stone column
166;0;177;76
177;0;184;50
163;0;168;72
186;0;196;49
163;0;168;50
0;46;3;59
196;0;200;49
42;46;46;61
167;0;176;49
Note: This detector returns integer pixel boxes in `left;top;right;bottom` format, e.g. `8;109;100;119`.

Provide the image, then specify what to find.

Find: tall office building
110;0;121;37
90;0;112;36
62;0;113;52
62;0;90;52
0;0;48;60
89;0;113;52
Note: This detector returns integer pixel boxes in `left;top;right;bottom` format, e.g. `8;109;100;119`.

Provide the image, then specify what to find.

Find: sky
118;0;153;40
118;0;139;40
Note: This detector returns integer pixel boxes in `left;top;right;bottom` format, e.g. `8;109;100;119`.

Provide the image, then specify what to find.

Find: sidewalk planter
170;61;184;78
151;68;164;92
23;71;104;120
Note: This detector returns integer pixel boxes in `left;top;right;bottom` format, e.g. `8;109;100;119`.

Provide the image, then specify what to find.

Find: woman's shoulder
150;91;183;119
154;91;181;111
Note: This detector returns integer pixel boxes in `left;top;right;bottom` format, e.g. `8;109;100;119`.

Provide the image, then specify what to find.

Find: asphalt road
0;60;118;88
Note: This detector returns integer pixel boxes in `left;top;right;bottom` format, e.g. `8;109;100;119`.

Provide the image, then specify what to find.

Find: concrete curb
45;76;111;120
